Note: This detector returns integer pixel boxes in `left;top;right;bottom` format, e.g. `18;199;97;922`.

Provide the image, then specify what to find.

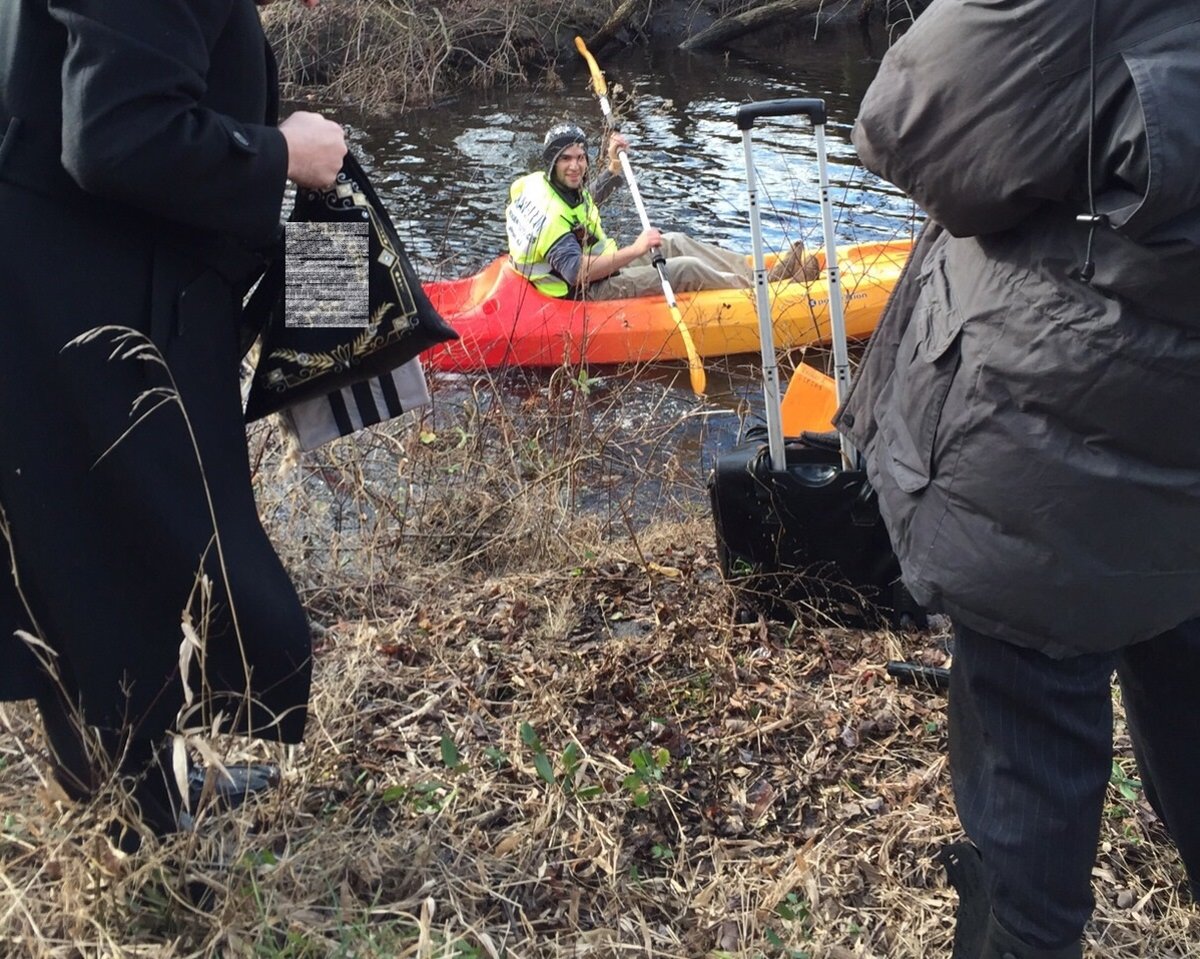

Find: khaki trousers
584;232;751;299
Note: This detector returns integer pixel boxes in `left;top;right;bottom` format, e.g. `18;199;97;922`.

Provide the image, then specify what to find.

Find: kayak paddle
574;35;706;396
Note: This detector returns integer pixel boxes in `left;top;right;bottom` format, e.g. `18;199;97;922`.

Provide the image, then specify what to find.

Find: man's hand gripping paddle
574;36;706;396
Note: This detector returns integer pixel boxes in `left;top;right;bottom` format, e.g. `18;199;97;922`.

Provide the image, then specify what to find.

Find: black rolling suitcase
708;99;920;627
709;429;913;624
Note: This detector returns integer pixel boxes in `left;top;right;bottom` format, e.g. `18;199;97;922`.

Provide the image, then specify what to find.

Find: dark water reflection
346;22;916;278
322;23;920;509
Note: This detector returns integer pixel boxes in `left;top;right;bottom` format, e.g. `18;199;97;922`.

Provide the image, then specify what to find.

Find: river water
348;20;917;277
303;20;922;514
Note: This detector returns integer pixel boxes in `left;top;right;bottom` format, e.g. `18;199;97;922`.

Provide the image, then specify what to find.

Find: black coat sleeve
49;0;288;246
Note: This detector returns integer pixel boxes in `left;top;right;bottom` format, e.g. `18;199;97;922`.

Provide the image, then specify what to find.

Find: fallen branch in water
578;0;650;58
680;0;828;51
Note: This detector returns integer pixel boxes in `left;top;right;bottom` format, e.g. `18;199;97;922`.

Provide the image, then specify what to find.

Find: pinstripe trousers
949;619;1200;950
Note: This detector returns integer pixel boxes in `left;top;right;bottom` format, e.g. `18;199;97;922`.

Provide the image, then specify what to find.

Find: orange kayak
423;239;911;371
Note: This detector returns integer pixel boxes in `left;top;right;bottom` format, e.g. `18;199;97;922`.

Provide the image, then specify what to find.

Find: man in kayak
836;1;1200;957
506;122;815;300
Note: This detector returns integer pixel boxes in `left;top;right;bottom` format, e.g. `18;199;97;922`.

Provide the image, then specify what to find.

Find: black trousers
949;619;1200;949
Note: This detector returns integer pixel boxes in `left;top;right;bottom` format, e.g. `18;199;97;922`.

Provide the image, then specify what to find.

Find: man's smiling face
553;145;588;189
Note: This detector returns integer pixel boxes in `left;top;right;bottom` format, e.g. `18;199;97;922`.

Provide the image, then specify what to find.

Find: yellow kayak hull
425;239;911;370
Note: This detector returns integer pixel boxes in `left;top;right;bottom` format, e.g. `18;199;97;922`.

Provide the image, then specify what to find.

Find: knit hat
542;123;589;178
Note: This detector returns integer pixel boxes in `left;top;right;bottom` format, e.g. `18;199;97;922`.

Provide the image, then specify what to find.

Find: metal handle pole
742;129;786;472
813;125;856;468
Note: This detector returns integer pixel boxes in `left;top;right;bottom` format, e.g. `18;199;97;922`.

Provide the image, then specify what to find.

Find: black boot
980;912;1082;959
938;841;990;959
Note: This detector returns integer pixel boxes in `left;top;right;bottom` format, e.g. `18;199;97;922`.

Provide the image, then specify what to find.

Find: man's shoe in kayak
768;240;822;283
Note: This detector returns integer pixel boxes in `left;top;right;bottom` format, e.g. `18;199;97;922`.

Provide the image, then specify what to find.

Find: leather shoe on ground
187;762;280;813
938;841;989;959
980;911;1082;959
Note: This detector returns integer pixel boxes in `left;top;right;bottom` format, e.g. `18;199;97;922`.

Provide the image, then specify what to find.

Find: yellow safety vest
505;172;615;298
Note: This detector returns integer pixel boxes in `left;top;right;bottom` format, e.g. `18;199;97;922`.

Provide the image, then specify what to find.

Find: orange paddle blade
780;363;840;436
668;304;706;396
574;36;607;97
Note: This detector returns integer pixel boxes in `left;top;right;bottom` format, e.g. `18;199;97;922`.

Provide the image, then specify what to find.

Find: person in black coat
0;0;346;843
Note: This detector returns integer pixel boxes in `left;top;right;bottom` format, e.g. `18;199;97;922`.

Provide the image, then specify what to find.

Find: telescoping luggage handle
735;98;854;472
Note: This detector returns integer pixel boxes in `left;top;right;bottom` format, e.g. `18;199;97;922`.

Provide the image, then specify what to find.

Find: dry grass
1;369;1197;958
262;0;622;112
258;0;929;113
